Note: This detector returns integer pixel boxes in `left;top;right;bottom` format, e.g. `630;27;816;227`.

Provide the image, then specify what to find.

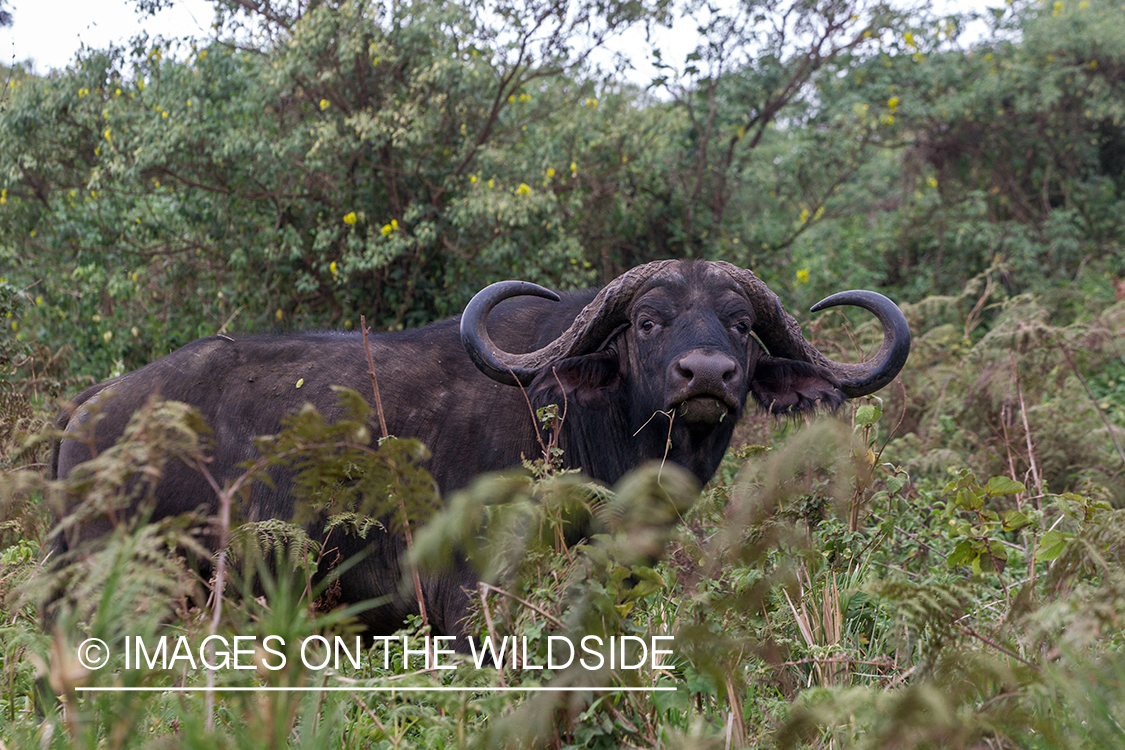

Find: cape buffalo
51;259;910;641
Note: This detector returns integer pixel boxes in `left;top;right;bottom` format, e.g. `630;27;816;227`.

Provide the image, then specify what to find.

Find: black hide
52;260;850;642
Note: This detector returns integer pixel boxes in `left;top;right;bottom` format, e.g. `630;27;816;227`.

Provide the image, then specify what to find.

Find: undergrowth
2;272;1125;748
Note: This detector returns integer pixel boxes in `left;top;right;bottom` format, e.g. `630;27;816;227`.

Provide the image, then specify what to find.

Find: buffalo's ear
529;351;622;408
750;356;845;414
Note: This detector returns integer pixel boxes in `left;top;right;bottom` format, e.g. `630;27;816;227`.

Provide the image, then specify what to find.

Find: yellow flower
546;167;555;178
343;212;357;225
0;189;5;205
796;268;810;284
330;261;338;276
516;183;531;196
35;295;43;305
508;94;516;103
1053;1;1063;16
585;97;598;109
162;110;168;119
381;224;393;236
570;161;577;175
103;331;113;342
470;175;478;183
391;219;398;230
319;99;330;110
887;96;900;112
114;88;121;97
799;208;810;223
904;31;916;48
488;178;495;189
927;176;938;188
78;88;88;97
275;309;283;321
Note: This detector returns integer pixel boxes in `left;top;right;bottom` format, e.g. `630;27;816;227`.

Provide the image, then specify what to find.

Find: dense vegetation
2;0;1125;747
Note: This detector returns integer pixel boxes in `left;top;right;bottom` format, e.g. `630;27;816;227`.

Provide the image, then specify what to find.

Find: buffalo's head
460;260;910;483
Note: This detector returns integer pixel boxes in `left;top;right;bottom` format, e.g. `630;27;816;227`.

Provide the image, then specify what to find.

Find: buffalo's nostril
674;351;738;389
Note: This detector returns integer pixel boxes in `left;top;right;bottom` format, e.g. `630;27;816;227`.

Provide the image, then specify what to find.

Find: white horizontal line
75;686;676;693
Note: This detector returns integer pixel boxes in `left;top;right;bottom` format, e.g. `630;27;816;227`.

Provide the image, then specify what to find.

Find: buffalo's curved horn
461;260;681;386
714;262;910;397
809;290;912;395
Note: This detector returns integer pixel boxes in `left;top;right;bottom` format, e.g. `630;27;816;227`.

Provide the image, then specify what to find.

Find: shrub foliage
3;0;1125;747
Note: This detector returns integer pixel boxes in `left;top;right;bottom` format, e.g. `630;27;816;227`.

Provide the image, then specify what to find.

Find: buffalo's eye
639;319;656;333
734;321;750;335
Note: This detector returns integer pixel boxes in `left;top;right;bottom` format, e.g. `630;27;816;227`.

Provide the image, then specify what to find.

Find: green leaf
1055;495;1075;518
854;404;882;427
985;476;1025;497
958;488;984;511
1002;510;1032;531
947;539;976;568
1036;530;1069;562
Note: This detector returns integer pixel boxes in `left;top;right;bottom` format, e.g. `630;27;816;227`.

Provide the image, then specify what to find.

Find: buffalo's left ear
750;356;846;414
529;351;622;408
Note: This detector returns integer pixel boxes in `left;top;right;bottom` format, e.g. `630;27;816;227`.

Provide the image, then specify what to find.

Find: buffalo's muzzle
668;350;740;423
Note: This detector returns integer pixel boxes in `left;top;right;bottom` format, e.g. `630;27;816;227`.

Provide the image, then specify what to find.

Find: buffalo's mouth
673;395;736;424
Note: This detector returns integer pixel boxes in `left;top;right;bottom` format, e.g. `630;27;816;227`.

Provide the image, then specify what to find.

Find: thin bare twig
193;458;232;732
477;583;507;687
360;315;389;440
954;622;1038;671
479;582;565;628
632;409;675;481
360;315;427;633
1011;353;1044;500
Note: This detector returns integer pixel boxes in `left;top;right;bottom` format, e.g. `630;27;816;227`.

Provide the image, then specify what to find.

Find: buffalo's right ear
750;356;845;414
529;351;622;408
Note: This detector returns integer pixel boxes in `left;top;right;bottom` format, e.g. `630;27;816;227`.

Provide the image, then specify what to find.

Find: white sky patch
1;0;985;82
0;0;213;73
